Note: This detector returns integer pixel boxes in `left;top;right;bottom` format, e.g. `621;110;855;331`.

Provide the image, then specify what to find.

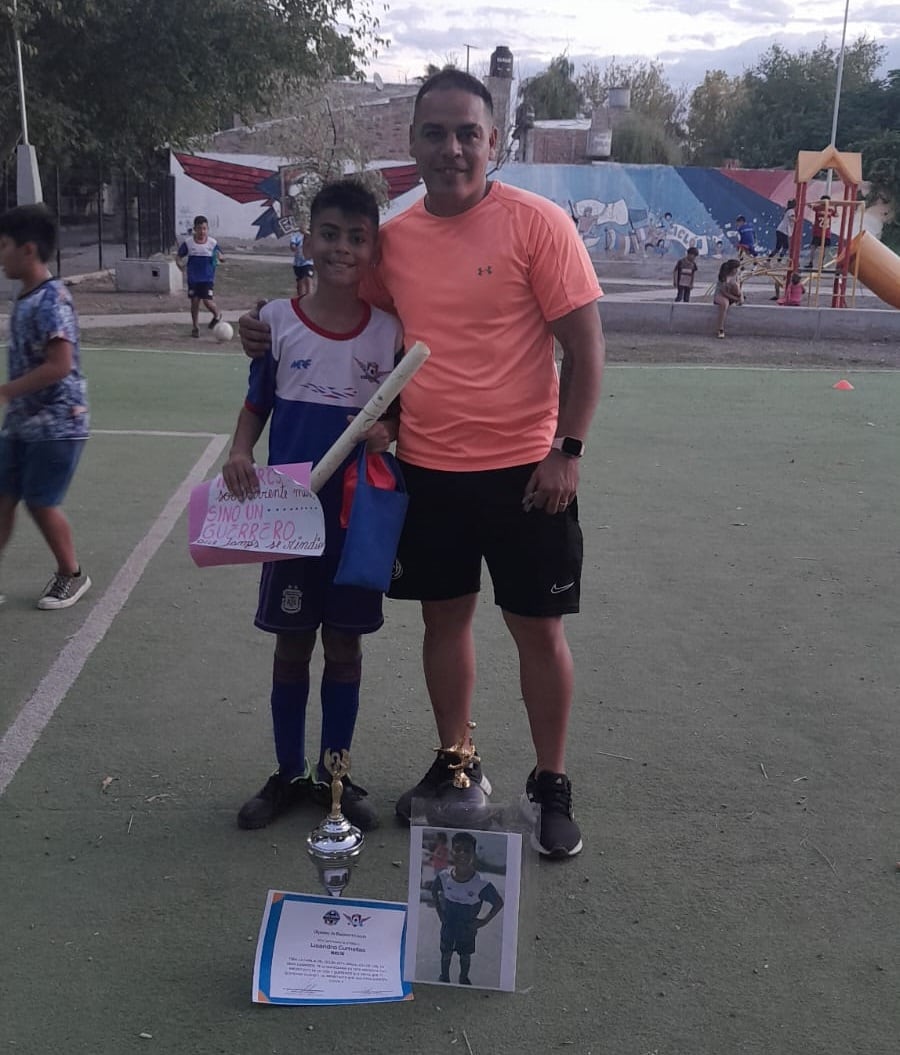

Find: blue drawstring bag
334;444;409;593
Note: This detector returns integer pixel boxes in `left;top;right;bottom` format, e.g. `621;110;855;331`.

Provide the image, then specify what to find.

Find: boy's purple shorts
255;551;384;635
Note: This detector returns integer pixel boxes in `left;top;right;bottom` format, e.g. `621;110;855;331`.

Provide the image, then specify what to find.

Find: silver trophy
306;749;364;897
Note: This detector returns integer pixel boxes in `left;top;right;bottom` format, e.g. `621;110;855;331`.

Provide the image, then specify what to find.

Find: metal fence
1;157;176;277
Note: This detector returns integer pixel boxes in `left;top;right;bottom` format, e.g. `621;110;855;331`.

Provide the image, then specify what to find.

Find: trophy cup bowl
307;749;365;897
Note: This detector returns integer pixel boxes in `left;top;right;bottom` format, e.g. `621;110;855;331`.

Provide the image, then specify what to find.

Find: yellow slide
842;231;900;308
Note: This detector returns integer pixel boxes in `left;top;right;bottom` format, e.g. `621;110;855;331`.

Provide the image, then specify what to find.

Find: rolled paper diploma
309;340;430;493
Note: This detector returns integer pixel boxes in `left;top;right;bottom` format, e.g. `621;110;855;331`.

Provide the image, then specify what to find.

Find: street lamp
825;0;851;195
12;0;43;204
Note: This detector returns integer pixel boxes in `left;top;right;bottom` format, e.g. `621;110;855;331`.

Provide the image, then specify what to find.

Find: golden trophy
306;749;364;897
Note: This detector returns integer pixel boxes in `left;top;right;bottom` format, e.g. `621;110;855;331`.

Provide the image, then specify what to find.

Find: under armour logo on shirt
477;266;493;276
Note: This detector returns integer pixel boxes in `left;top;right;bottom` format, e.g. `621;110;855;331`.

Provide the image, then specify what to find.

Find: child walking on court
673;246;699;302
176;215;224;338
0;204;91;609
222;180;403;832
432;831;504;985
714;259;743;339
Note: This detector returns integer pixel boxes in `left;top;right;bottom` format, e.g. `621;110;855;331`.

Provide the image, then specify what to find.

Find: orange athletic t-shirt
361;182;602;471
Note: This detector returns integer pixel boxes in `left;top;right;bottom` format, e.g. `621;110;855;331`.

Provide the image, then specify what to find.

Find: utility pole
12;0;43;204
464;44;476;74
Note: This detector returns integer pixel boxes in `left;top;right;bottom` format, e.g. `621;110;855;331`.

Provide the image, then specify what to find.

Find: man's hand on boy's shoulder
239;302;271;360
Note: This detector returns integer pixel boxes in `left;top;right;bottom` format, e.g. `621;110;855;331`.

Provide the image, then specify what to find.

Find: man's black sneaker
312;776;379;831
237;768;311;830
395;749;492;823
521;768;583;858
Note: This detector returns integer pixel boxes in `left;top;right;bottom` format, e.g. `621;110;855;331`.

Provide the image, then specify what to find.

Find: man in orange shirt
239;70;605;858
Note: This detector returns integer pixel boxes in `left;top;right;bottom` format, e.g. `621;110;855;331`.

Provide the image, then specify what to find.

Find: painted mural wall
172;152;879;255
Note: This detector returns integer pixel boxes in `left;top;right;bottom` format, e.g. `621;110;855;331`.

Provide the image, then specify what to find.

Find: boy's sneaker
238;766;312;830
37;569;92;610
395;749;492;823
191;326;199;338
521;768;583;859
312;776;379;832
208;314;223;329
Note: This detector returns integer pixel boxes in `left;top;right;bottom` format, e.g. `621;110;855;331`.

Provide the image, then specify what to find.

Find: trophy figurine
425;721;492;827
306;749;364;897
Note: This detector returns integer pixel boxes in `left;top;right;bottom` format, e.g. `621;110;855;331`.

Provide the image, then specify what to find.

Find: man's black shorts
388;461;582;617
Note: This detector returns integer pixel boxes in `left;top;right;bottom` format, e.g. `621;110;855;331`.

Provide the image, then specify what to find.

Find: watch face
561;437;584;458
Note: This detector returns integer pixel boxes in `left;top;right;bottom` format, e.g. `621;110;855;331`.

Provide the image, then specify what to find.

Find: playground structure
738;145;900;310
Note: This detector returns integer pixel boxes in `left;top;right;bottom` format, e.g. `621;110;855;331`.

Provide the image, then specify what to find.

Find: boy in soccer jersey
176;215;224;338
432;831;504;985
0;204;91;610
222;180;403;832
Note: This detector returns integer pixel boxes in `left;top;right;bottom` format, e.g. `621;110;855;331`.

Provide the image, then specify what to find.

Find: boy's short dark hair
687;247;699;256
451;831;477;851
736;214;746;223
193;215;208;227
414;69;494;116
0;203;57;262
309;179;380;232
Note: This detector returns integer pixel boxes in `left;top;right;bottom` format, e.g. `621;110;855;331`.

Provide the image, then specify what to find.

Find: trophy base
421;782;494;828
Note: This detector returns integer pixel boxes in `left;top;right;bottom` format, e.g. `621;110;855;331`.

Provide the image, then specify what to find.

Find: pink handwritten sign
189;463;325;568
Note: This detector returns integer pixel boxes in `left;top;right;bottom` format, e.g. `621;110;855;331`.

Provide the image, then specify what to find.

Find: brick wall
530;128;589;165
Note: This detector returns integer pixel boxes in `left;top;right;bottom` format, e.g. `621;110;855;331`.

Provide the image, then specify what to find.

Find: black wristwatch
551;437;585;459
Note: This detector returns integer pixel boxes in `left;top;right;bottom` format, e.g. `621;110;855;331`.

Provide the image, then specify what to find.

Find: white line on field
0;433;230;797
81;345;239;357
92;428;221;438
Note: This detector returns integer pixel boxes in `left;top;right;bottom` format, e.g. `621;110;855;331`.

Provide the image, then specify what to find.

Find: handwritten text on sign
191;465;325;563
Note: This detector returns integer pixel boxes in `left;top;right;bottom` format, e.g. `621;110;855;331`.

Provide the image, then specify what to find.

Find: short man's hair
414;69;494;117
0;203;57;262
309;179;380;232
451;831;477;852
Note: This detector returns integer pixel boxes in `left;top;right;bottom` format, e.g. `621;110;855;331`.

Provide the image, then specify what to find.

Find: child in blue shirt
176;215;224;338
222;180;403;832
0;204;91;610
735;215;757;260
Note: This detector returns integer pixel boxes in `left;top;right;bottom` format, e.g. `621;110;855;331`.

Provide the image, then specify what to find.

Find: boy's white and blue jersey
3;279;88;442
246;298;402;553
289;234;313;270
177;236;220;286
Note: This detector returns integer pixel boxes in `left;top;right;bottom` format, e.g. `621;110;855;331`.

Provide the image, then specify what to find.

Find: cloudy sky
368;0;900;89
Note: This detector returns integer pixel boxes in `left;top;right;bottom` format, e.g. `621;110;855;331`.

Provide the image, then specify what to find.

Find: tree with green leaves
0;0;382;174
729;37;885;168
685;70;745;165
577;58;687;139
519;54;582;120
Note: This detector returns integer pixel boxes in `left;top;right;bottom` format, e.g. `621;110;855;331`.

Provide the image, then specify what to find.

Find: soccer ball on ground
213;320;234;342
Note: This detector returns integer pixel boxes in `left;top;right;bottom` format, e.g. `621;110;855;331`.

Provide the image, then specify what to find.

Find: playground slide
843;231;900;308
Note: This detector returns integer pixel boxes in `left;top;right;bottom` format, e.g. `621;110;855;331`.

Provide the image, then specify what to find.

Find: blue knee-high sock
270;654;310;781
317;658;362;782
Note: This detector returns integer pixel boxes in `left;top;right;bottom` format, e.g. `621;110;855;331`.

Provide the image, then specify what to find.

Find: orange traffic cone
833;379;854;391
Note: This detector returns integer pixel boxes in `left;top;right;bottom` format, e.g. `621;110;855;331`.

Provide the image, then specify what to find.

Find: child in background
289;231;314;298
714;259;743;338
432;831;504;985
222;180;403;833
779;271;805;306
673;246;700;302
0;204;91;610
735;215;757;260
770;199;796;261
176;215;224;338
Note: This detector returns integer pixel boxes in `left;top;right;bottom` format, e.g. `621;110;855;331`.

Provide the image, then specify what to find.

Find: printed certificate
252;891;412;1005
